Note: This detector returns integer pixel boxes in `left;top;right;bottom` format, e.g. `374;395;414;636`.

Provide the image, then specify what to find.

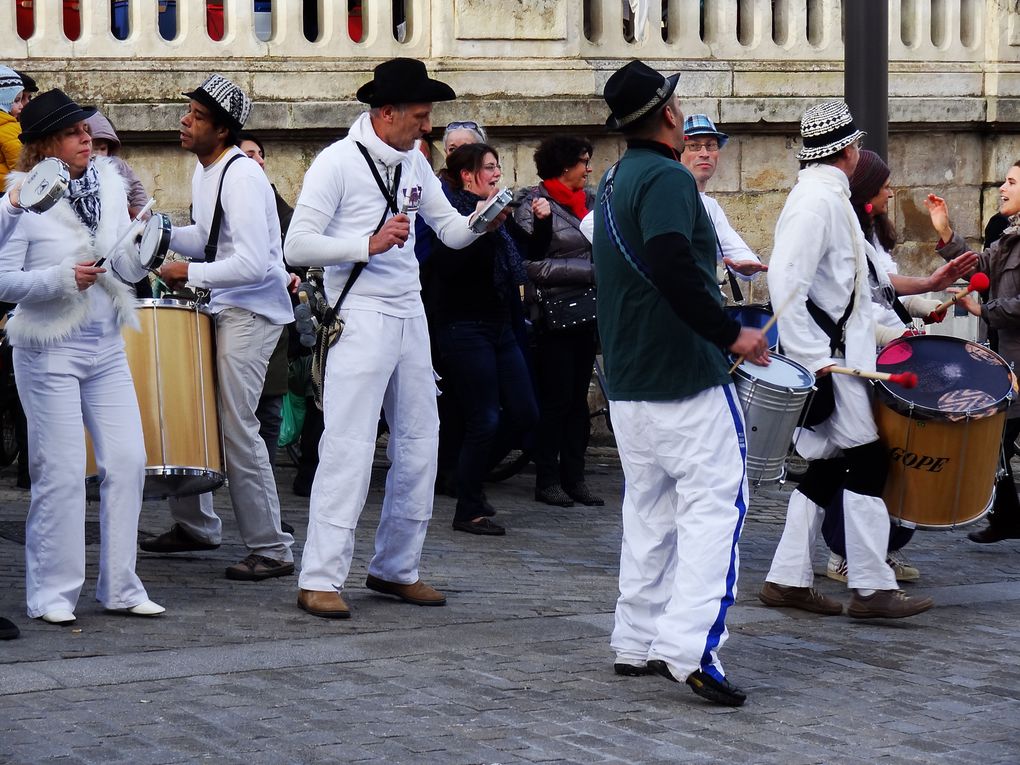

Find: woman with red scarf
514;136;603;508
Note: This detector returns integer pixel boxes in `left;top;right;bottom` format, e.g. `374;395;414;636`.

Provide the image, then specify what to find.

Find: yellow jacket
0;111;22;189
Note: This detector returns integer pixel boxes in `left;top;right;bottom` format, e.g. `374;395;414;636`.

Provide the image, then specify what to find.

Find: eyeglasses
683;140;720;153
482;163;502;172
577;156;592;169
447;121;480;132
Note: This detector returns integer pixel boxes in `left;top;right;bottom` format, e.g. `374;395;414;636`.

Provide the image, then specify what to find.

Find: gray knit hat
183;74;252;132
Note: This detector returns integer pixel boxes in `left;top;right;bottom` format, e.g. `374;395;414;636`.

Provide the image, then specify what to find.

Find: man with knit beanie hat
0;66;25;188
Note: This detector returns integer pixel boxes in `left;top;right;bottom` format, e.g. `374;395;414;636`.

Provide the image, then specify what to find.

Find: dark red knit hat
849;149;890;209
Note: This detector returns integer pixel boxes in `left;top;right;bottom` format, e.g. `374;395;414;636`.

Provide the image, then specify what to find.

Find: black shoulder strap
806;294;855;356
865;255;913;325
324;143;404;318
204;153;246;262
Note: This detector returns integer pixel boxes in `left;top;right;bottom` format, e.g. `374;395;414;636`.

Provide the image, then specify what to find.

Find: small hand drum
19;157;70;213
469;187;513;233
139;213;172;269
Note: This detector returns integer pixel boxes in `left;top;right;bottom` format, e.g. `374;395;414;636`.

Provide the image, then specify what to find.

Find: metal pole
844;0;889;161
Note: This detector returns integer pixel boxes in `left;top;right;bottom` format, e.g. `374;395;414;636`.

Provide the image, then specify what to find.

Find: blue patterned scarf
67;162;101;236
446;187;527;298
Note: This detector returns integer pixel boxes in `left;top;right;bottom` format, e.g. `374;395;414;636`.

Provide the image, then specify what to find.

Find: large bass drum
86;298;223;500
875;335;1013;529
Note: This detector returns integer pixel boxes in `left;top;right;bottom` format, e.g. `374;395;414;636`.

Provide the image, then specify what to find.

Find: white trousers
168;308;294;562
610;385;748;683
299;310;439;592
15;335;150;617
767;374;896;591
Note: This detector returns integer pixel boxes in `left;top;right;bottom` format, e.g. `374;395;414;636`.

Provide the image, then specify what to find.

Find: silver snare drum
19;157;70;213
732;353;815;485
138;212;172;269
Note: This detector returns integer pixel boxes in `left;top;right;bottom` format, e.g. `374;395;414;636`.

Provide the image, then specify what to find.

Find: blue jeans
438;320;538;521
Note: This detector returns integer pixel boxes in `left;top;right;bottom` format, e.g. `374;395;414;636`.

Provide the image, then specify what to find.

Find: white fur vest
2;159;141;346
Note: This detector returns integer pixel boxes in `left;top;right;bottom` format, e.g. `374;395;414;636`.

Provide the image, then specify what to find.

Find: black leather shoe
967;524;1020;543
534;486;574;507
565;482;605;506
685;669;747;707
452;517;506;536
0;616;19;640
614;662;652;677
140;523;219;553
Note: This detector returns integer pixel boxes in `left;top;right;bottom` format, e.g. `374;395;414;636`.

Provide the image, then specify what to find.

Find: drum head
734;352;814;390
726;305;779;350
20;157;69;212
876;335;1013;419
138;213;171;269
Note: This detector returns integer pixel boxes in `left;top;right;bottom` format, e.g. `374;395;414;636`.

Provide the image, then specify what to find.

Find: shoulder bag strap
203;153;247;262
805;293;855;356
323;143;404;319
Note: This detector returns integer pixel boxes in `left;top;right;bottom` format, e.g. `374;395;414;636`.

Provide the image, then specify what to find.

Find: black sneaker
648;660;746;707
614;662;652;677
967;523;1020;543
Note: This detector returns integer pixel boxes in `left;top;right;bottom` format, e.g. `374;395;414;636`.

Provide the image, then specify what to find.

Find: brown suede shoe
365;574;447;606
847;589;934;619
140;523;219;553
758;581;843;616
297;589;351;619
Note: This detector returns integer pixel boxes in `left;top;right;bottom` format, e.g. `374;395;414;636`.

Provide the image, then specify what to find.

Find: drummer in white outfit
144;75;296;582
285;59;495;619
0;89;163;625
759;101;933;620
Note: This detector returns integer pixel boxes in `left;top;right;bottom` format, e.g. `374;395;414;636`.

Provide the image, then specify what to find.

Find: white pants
15;335;150;617
168;308;294;562
299;310;439;592
767;374;896;591
610;385;748;683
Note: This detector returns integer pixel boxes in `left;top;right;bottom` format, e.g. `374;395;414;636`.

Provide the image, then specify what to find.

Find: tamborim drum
732;352;815;484
138;213;171;269
86;298;223;500
875;335;1013;529
19;157;69;213
726;304;779;351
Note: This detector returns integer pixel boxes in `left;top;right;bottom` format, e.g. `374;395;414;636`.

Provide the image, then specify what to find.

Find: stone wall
6;0;1020;280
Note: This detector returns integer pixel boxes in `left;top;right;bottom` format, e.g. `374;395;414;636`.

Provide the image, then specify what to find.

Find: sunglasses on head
446;120;480;132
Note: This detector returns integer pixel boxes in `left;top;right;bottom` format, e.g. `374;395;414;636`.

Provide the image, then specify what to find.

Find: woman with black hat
1;88;163;626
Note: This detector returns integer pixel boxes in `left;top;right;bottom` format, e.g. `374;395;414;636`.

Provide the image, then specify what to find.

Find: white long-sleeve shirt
285;111;478;317
700;192;761;281
170;147;293;325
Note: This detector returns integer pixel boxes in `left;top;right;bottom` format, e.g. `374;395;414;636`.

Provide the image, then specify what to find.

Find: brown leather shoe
365;574;447;606
847;589;934;619
297;589;351;619
758;581;843;615
140;523;219;553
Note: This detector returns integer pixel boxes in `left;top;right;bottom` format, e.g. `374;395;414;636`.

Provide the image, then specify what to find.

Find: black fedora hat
603;60;680;131
356;58;456;108
19;89;95;142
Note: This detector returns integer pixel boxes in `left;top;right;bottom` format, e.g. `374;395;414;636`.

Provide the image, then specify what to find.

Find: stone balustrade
2;0;1019;274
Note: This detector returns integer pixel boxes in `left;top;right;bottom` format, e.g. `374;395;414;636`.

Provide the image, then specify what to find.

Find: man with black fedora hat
759;100;934;620
592;59;769;707
286;58;502;620
142;74;296;583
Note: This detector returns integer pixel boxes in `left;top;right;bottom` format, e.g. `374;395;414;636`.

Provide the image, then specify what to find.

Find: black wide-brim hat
19;88;96;143
356;58;456;107
603;60;680;131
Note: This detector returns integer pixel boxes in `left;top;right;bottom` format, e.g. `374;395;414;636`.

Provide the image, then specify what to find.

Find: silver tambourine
468;187;513;233
19;157;70;213
138;212;172;270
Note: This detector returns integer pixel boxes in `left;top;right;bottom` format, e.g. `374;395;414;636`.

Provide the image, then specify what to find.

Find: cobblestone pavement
1;446;1019;764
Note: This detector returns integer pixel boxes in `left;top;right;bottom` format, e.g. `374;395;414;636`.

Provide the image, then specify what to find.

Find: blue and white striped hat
683;114;728;148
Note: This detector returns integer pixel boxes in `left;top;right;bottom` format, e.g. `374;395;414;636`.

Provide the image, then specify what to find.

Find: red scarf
542;178;589;220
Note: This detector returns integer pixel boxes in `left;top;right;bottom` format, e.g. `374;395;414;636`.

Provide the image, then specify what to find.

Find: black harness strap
805;293;856;356
204;153;246;262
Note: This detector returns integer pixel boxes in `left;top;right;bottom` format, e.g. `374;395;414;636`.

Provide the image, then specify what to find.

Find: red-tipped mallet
933;272;990;314
828;366;918;389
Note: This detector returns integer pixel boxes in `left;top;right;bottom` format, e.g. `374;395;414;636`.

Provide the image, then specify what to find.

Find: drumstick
828;366;918;389
92;197;157;268
727;287;800;374
932;272;990;313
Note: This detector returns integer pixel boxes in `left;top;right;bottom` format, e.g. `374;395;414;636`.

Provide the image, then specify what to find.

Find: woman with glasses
431;143;538;535
513;135;604;508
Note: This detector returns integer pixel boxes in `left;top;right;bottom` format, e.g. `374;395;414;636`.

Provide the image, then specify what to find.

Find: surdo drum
875;335;1013;529
732;352;815;484
86;298;223;500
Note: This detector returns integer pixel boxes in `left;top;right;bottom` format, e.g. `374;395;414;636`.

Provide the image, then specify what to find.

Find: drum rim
876;335;1014;417
139;212;172;269
21;156;70;209
135;297;212;313
732;351;814;391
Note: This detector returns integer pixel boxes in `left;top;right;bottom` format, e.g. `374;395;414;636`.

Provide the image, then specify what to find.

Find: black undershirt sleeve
643;232;742;348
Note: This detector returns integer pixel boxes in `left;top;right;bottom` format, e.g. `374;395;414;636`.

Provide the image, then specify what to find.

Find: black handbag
539;286;597;331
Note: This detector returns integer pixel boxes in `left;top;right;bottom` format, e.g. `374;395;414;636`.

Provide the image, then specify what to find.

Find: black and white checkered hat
183;74;252;132
796;100;866;161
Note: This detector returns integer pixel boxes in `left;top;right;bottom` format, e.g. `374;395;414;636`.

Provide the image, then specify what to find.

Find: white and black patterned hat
183;74;252;132
796;100;866;161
